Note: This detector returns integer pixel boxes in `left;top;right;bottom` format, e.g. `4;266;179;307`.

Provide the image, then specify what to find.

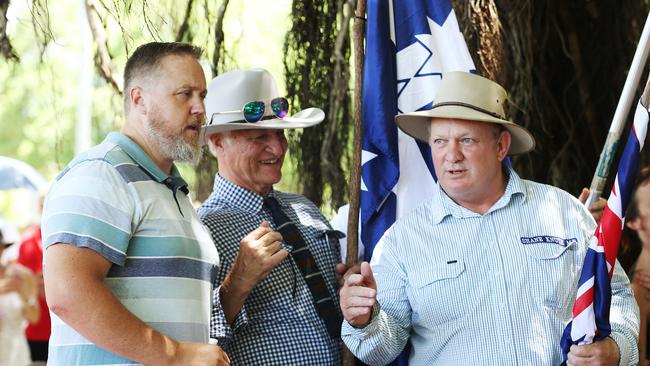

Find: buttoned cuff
609;332;638;366
341;303;382;340
210;285;249;348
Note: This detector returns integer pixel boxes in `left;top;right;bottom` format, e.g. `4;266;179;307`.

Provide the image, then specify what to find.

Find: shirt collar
212;174;283;214
106;132;188;193
431;166;526;224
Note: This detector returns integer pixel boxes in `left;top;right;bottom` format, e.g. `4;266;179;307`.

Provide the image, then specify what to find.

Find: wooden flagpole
342;0;366;364
585;12;650;208
346;0;366;271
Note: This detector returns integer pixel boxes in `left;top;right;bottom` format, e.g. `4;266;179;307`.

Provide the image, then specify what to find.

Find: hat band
431;101;506;121
226;114;279;124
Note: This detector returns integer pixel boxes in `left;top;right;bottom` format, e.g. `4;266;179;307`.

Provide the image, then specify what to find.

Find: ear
130;86;147;114
207;133;225;157
496;130;512;162
627;218;641;231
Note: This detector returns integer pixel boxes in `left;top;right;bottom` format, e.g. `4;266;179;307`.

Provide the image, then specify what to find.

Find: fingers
270;248;289;265
569;344;592;357
567;338;619;366
340;270;377;327
341;263;377;310
344;305;373;319
567;344;593;366
588;197;606;222
590;197;606;211
242;222;274;242
578;187;589;204
360;262;377;289
240;224;281;251
342;286;377;306
335;263;347;276
260;231;283;247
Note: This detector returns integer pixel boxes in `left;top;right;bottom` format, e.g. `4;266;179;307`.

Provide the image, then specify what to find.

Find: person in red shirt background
17;193;50;364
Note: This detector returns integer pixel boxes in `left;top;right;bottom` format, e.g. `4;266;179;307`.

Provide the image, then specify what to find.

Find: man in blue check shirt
198;68;348;365
340;71;639;365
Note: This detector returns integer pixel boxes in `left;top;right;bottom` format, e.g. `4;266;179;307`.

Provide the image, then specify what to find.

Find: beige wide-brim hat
200;68;325;145
395;71;535;155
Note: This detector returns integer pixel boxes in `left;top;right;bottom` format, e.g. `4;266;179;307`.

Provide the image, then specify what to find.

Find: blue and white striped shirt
342;168;639;365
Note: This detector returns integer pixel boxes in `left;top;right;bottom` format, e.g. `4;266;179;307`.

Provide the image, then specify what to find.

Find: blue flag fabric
360;0;475;364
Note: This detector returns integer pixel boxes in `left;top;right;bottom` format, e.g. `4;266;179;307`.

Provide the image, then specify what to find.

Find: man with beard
198;68;346;365
42;42;230;365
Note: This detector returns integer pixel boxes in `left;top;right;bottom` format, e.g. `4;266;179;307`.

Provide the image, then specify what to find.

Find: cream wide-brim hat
394;71;535;155
200;68;325;145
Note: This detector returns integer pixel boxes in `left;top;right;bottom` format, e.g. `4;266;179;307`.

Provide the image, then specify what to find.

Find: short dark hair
123;42;203;110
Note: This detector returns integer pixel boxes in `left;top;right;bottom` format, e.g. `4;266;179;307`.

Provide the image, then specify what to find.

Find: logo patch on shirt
520;235;577;247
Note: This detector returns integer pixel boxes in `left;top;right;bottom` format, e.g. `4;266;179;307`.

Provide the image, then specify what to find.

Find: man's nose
191;97;205;117
266;136;286;155
444;141;463;162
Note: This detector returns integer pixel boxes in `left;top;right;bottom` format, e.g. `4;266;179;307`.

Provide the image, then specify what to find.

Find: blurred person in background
619;167;650;365
18;190;50;365
0;228;38;366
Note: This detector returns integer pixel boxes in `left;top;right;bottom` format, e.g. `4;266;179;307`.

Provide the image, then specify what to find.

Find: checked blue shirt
199;174;343;365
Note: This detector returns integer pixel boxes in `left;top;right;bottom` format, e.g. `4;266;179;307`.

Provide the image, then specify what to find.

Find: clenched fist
230;221;287;291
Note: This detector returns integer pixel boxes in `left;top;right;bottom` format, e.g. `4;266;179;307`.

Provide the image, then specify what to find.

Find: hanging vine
0;0;18;61
283;0;353;210
193;0;231;202
454;0;650;196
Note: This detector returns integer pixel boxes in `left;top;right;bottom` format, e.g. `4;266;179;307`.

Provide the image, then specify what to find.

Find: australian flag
560;99;650;364
360;0;474;364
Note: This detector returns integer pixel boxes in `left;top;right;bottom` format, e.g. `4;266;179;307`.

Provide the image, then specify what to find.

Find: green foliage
0;0;296;225
283;0;353;212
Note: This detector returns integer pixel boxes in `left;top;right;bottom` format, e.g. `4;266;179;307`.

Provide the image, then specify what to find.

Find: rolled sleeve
210;285;250;348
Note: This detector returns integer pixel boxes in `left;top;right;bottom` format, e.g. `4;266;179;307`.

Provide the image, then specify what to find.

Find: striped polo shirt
42;132;219;365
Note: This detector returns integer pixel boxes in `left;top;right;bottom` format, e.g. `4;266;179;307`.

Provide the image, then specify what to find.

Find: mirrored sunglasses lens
271;97;289;118
243;101;265;122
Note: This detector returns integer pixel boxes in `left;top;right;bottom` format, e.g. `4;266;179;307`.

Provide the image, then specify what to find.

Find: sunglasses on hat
209;97;289;125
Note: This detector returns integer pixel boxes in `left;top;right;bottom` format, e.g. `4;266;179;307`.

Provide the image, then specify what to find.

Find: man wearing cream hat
339;71;639;365
198;68;347;365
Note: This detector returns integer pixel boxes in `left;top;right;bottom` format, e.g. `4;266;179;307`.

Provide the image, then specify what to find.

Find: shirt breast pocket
522;240;577;309
407;260;474;326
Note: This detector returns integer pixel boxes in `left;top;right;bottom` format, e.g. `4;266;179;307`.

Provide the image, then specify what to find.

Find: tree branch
175;0;194;42
469;0;504;84
321;0;354;207
557;1;599;155
85;0;123;93
211;0;230;76
0;0;18;61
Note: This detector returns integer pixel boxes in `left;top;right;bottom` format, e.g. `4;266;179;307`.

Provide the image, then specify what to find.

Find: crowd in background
0;194;50;366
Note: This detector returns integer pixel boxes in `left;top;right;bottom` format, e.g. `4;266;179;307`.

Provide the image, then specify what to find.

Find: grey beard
145;124;202;165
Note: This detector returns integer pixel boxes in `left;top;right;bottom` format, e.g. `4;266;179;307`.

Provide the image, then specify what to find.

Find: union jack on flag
560;99;650;363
